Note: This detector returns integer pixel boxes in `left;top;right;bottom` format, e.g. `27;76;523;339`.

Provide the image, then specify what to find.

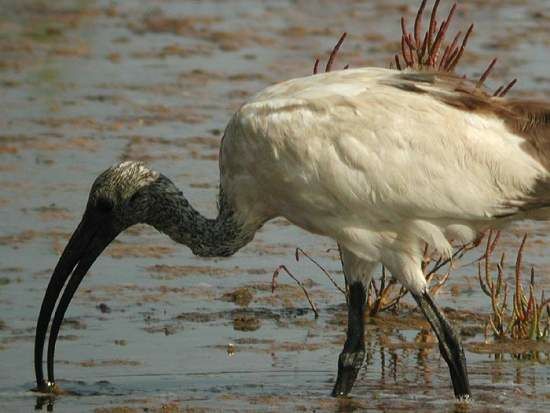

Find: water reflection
34;395;54;412
1;0;549;411
28;321;549;412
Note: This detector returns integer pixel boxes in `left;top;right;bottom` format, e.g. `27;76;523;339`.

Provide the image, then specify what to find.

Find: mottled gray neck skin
89;161;257;257
143;175;256;257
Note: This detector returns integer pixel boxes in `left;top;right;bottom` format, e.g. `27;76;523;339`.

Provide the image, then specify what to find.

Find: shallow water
0;0;549;411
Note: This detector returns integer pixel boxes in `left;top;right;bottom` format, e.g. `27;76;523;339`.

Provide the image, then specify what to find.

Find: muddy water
0;0;549;412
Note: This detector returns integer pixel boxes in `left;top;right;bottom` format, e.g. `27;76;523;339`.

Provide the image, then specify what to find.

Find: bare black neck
146;175;257;257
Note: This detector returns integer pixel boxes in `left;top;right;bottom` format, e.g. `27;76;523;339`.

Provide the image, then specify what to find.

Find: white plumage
222;67;546;294
31;0;550;400
34;32;550;403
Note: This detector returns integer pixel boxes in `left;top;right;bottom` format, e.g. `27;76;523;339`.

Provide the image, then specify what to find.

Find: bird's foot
331;351;364;397
32;381;55;394
32;381;64;395
456;394;472;403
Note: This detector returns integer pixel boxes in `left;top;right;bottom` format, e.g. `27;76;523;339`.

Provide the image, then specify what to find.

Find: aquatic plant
272;1;546;331
276;240;477;318
286;0;526;318
271;263;320;318
313;0;517;95
365;240;478;316
478;231;550;341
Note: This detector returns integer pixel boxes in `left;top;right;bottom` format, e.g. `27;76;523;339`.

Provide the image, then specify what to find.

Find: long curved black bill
34;212;118;392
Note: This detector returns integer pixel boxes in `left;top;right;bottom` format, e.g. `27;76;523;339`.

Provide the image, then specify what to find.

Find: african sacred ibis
34;1;550;401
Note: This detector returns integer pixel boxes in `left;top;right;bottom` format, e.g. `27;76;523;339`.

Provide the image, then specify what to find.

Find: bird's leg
412;291;471;400
332;281;366;397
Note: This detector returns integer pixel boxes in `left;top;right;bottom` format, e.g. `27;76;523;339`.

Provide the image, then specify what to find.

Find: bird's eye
96;197;114;213
129;191;140;204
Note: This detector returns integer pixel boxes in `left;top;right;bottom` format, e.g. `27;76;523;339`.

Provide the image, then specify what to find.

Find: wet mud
0;0;549;412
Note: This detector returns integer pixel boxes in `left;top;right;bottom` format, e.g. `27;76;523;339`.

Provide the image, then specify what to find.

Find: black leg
413;291;471;400
332;281;366;397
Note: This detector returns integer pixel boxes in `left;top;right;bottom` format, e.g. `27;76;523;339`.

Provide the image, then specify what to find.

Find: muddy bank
0;0;549;412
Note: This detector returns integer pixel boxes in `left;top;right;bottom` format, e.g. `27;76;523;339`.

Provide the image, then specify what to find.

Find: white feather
220;67;547;294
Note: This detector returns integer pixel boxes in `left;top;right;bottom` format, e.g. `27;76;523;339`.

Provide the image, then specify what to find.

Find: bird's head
86;160;163;230
33;161;178;390
34;160;245;391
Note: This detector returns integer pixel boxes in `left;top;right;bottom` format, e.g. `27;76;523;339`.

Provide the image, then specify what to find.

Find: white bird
33;1;550;401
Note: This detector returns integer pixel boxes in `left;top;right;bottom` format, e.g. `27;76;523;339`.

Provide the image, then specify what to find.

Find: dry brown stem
271;265;319;318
